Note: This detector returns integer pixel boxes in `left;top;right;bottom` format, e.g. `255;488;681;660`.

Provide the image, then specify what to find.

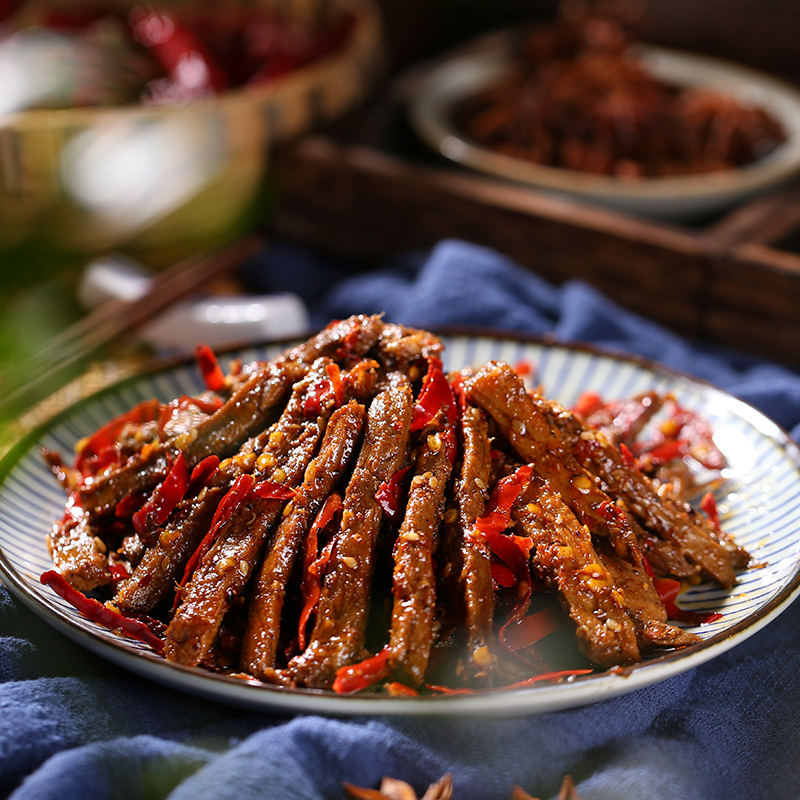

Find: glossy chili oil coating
287;376;413;689
596;548;700;651
240;400;366;679
513;477;641;667
540;395;741;588
164;361;343;667
388;416;454;685
78;315;387;518
46;510;113;592
452;402;495;681
464;361;641;564
112;362;337;616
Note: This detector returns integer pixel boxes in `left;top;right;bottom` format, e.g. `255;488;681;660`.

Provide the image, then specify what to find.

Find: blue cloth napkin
4;238;800;800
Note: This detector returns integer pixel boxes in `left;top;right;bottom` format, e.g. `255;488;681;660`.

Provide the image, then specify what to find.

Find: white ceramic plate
1;332;799;717
407;31;800;220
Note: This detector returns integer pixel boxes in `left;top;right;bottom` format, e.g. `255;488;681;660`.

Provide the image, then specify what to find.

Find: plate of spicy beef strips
1;316;799;717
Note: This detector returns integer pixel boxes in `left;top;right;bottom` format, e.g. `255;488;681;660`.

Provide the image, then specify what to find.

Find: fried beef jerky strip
78;315;386;518
388;417;454;686
287;376;413;688
463;361;641;564
538;397;740;588
581;391;665;446
164;363;344;667
113;359;381;616
453;402;495;680
513;477;641;667
46;508;113;592
595;547;700;651
240;401;366;679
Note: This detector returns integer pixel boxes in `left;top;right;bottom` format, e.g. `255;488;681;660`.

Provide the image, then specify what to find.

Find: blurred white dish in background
408;32;800;221
78;254;309;350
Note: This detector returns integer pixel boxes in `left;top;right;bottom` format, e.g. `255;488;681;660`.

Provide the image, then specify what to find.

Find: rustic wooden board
269;133;800;367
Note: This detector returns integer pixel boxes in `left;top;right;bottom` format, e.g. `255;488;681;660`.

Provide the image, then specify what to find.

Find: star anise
343;774;582;800
343;774;453;800
512;775;582;800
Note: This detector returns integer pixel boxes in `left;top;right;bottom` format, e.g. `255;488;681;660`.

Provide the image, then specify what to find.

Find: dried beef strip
112;485;224;614
582;391;665;446
78;315;386;519
288;376;413;689
513;477;641;667
114;357;379;616
164;363;344;667
240;401;366;679
374;323;444;371
540;397;740;588
595;547;700;651
78;360;301;518
46;508;112;592
453;402;495;680
463;362;641;564
388;418;454;685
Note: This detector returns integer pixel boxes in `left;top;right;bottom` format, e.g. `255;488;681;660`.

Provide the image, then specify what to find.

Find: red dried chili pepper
475;464;534;537
74;399;162;478
132;452;189;540
619;443;637;470
333;647;392;694
187;455;220;496
130;8;229;99
700;491;721;531
385;682;420;697
247;480;297;501
480;529;534;587
298;493;342;649
173;473;254;611
41;570;164;652
194;343;227;392
375;466;411;522
425;684;475;695
506;669;594;688
572;391;605;419
108;562;131;582
158;395;223;433
411;357;458;432
502;606;564;652
653;576;722;625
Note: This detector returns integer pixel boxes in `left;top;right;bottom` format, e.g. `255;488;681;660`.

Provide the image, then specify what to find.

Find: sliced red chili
298;493;342;649
375;466;411;522
700;491;721;531
108;562;131;582
475;464;534;537
187;455;220;496
74;399;162;478
173;473;254;611
385;682;420;697
620;443;637;470
425;684;475;695
506;669;594;688
194;343;227;392
333;647;391;694
247;480;297;501
653;576;722;624
503;606;565;652
158;395;223;433
572;391;605;419
132;452;189;541
41;570;164;653
411;357;458;432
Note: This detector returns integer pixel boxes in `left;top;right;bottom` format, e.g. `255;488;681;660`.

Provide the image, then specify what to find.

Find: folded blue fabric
4;238;800;800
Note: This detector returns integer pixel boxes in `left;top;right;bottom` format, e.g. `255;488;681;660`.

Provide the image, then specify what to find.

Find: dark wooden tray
267;55;800;369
